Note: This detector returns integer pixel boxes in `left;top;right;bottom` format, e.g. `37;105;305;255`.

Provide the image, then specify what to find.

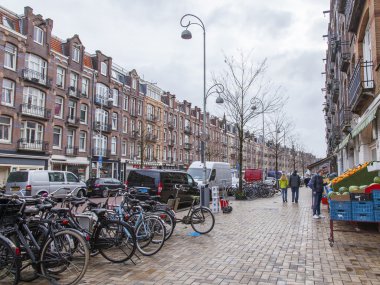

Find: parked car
85;178;126;198
5;170;87;198
125;169;199;207
264;177;276;186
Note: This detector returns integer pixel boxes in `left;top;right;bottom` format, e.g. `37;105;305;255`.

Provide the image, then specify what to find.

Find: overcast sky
3;0;329;158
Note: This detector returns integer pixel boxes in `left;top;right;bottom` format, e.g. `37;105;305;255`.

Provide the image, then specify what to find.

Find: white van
187;161;232;190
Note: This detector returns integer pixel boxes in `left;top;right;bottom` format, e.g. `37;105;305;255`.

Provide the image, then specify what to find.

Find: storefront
51;155;89;181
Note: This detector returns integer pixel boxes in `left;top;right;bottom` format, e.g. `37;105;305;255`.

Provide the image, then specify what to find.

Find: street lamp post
180;14;224;206
251;99;265;182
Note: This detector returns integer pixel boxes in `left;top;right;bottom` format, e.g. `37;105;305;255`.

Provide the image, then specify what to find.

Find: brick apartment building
0;5;316;185
324;0;380;173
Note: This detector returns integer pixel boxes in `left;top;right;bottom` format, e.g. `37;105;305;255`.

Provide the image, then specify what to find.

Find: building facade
324;0;380;174
0;5;316;185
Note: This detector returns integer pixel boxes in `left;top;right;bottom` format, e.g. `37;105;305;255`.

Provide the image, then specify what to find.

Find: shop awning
51;160;89;165
351;106;377;138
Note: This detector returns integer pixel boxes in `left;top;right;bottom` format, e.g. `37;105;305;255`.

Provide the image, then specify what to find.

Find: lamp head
216;95;224;104
181;29;192;40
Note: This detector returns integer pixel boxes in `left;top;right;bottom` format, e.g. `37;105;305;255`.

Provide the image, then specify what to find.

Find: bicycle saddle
24;207;40;215
50;208;70;214
87;201;101;208
91;208;107;217
145;200;157;205
35;203;53;211
71;199;86;206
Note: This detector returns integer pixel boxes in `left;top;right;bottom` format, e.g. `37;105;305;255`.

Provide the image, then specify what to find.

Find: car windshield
7;172;28;183
187;168;211;180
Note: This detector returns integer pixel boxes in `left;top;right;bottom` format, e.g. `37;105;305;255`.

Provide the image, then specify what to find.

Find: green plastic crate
332;161;380;192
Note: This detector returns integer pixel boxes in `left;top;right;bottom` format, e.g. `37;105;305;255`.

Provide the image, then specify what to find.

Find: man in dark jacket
310;170;325;219
288;170;301;203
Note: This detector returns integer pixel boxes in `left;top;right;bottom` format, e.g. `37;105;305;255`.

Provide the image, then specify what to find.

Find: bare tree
214;50;284;195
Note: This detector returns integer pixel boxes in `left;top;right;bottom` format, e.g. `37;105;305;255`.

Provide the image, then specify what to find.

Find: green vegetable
349;185;359;193
374;176;380;184
339;187;348;193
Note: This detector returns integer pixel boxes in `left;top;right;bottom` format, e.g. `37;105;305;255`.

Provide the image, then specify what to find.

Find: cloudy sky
3;0;329;158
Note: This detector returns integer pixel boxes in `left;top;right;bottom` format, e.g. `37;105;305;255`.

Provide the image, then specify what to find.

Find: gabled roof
51;36;63;54
83;53;93;69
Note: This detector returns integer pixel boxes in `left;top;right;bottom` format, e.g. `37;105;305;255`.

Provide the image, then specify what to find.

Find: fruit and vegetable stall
327;161;380;247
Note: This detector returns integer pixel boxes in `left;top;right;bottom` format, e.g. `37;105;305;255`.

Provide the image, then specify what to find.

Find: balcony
19;104;51;120
345;0;364;33
339;41;350;73
168;139;175;147
146;114;157;122
21;68;51;88
339;108;352;133
67;87;82;100
17;139;48;152
145;133;157;143
94;97;113;109
92;148;110;158
129;110;138;118
331;79;339;104
184;126;192;135
65;146;78;156
129;131;140;140
93;121;112;133
167;121;174;129
348;59;374;114
184;143;192;150
66;115;80;127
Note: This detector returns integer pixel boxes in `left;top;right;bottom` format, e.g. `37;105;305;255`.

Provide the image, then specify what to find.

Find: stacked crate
211;186;220;213
329;200;352;221
373;190;380;221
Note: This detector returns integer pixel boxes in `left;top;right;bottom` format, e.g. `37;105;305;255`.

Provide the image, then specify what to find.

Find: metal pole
202;27;207;205
262;103;265;182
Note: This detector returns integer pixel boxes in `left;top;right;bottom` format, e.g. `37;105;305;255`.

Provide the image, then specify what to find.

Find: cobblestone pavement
26;187;380;285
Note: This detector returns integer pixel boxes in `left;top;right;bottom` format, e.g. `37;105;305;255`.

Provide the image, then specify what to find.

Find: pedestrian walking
288;170;301;203
279;174;288;202
309;169;326;219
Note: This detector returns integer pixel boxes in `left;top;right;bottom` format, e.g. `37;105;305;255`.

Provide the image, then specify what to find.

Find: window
67;129;75;149
49;172;65;182
4;43;17;71
130;98;136;115
70;72;78;91
112;112;118;130
112;89;119;107
2;79;15;106
53;126;62;148
81;78;89;97
132;78;137;89
20;121;43;146
56;66;65;88
68;101;76;120
164;129;167;142
2;16;14;30
80;104;88;124
101;62;107;76
123;96;129;111
122;141;127;156
54;96;64;118
0;116;11;143
95;83;109;105
123;117;128;133
93;134;107;156
25;54;47;83
66;173;79;182
137;101;142;116
95;108;109;130
79;131;86;151
73;47;80;62
111;137;117;154
33;26;44;45
22;87;46;115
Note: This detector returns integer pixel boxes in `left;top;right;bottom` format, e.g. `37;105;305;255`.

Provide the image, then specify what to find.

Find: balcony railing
21;68;51;87
94;97;113;108
65;146;78;156
19;103;51;120
17;139;48;152
93;121;112;133
130;110;138;117
184;126;192;134
145;134;157;142
92;148;110;158
167;121;174;129
340;41;350;72
67;87;81;99
66;116;80;126
184;143;192;150
345;0;364;32
339;107;352;133
348;59;374;113
146;114;157;122
129;131;140;139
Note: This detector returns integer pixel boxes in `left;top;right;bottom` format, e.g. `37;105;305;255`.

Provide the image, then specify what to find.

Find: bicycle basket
0;198;23;226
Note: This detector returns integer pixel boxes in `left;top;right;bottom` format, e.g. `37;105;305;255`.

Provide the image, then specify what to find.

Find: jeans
291;187;299;202
313;192;322;215
281;188;288;202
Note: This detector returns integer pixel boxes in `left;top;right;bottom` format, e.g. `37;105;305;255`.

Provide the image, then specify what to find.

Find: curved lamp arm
206;83;224;99
180;13;205;31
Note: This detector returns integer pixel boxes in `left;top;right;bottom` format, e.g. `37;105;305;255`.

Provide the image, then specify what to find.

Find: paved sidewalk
30;188;380;284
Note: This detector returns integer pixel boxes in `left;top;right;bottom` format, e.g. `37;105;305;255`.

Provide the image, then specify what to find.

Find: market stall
327;161;380;247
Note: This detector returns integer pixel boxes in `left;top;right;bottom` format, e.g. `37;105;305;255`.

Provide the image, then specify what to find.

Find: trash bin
200;185;210;208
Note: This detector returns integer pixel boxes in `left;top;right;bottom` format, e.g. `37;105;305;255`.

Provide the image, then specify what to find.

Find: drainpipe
88;70;97;179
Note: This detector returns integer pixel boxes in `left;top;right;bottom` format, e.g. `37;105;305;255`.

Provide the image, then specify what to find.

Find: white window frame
67;129;75;149
122;141;127;156
79;131;87;152
132;78;137;89
73;47;80;63
111;137;117;155
70;72;78;92
101;62;107;76
0;116;12;143
25;54;47;84
54;96;64;119
123;117;128;133
33;26;44;45
112;89;119;107
123;96;129;111
53;126;62;149
4;43;17;71
112;112;118;130
81;77;89;97
2;79;15;107
56;66;65;88
80;104;88;124
137;101;142;116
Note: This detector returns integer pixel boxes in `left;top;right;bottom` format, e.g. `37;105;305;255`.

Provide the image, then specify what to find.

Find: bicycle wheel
0;235;20;285
149;210;175;241
135;216;165;256
190;207;215;234
95;219;136;263
40;229;89;285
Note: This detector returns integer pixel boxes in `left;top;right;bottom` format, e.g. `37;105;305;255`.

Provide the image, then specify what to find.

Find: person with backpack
288;170;301;203
309;169;326;219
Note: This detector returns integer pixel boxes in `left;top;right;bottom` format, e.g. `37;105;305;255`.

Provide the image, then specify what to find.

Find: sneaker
313;215;320;219
318;215;325;218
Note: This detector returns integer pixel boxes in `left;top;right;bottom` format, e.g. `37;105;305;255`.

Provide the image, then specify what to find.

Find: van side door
48;172;68;197
65;172;81;194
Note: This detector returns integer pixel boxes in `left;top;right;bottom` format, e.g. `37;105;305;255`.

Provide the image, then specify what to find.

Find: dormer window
101;62;107;76
132;78;137;89
33;26;44;45
2;16;15;30
73;47;80;63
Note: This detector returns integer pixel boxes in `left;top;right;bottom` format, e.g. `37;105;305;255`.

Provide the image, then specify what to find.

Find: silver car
5;170;87;198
